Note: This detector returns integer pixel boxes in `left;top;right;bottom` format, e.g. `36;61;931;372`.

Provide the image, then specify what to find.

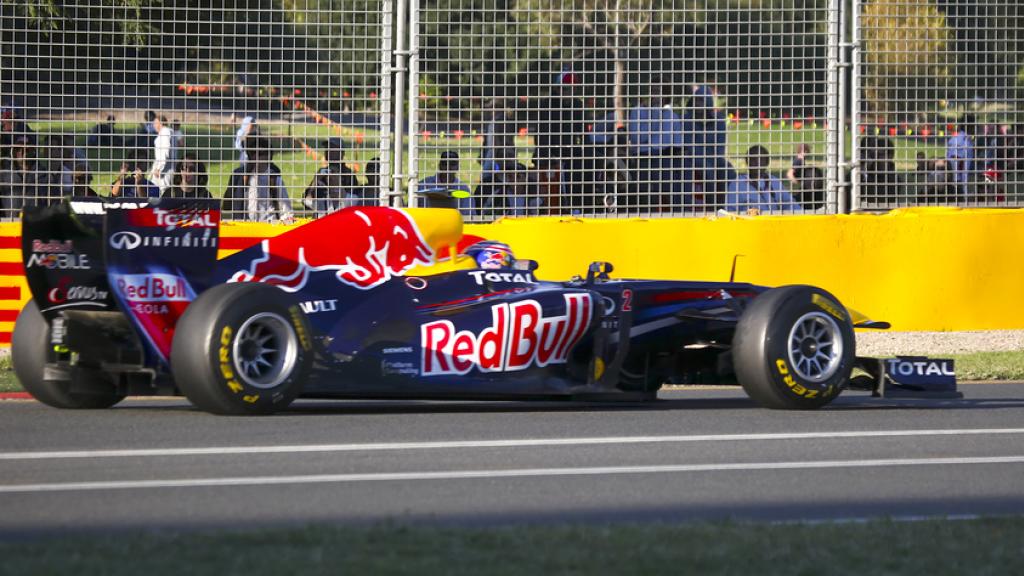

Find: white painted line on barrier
1;455;1023;494
2;428;1024;460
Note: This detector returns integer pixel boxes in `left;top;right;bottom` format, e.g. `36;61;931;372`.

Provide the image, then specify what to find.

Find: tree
515;0;684;126
861;0;951;121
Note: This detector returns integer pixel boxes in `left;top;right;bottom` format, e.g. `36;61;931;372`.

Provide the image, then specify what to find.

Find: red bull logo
230;207;435;292
420;294;593;376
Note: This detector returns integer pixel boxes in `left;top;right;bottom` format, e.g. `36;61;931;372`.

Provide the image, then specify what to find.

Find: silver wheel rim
231;312;298;390
786;311;843;383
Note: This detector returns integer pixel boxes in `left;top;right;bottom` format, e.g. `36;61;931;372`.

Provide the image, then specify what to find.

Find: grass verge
0;356;19;393
0;517;1021;575
2;349;1024;395
951;350;1024;381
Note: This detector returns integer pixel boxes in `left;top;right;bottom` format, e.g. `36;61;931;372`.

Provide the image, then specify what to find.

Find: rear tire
171;283;313;415
12;301;124;409
733;285;854;410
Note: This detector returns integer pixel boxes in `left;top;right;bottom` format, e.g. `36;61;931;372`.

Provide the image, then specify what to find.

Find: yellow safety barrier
2;207;1021;343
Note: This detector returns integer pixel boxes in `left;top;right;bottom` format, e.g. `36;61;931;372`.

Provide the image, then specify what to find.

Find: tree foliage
861;0;951;118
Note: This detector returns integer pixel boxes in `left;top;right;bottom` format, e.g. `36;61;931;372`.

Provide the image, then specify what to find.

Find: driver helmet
463;240;515;270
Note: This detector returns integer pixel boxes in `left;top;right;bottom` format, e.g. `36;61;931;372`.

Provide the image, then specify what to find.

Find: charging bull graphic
230;207;435;292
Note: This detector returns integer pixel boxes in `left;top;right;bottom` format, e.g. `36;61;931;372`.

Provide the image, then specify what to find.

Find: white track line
3;428;1024;460
2;455;1024;494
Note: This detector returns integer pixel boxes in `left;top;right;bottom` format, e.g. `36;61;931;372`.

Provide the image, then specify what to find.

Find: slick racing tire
733;285;855;410
171;283;313;415
11;301;124;409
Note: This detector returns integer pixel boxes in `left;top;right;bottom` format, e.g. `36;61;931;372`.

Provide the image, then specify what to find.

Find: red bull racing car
12;199;960;415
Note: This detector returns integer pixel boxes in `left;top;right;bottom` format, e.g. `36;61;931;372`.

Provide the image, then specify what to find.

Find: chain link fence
1;1;391;222
2;1;1023;222
854;0;1024;210
411;0;841;220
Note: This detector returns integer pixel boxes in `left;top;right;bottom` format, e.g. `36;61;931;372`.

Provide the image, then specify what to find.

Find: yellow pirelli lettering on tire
775;358;819;399
243;394;259;404
811;294;846;322
289;306;312;351
219;326;243;394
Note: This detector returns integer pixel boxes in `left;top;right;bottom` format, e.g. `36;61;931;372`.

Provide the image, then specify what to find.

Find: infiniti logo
109;231;142;250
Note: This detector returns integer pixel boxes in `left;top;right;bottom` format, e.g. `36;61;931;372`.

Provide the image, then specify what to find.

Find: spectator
362;156;382;206
860;135;898;202
49;134;87;197
141;110;157;135
36;135;67;204
87;115;117;148
223;137;293;223
478;161;541;217
111;151;160;198
480;99;520;178
0;107;37;152
149;116;176;193
698;155;738;211
0;137;41;219
528;69;588;214
923;158;955;204
302;139;360;217
418;151;473;214
628;85;686;213
69;161;100;198
793;166;826;212
725;145;797;214
170;119;185;153
235;115;257;164
946;115;976;200
683;85;728;205
163;154;212;199
786;143;812;188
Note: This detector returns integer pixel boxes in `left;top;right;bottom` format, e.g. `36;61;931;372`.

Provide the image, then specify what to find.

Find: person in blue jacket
725;145;798;214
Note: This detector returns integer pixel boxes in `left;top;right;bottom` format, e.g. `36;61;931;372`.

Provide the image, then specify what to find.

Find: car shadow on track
108;386;1024;415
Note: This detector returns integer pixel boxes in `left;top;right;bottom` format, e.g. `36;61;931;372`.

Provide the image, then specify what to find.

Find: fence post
850;0;862;212
405;0;421;208
826;0;842;214
379;0;395;206
391;0;411;207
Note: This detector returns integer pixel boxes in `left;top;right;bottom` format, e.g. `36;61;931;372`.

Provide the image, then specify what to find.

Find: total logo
885;358;955;378
420;293;593;376
154;208;217;229
47;277;109;305
26;252;90;270
125;208;219;231
31;239;73;254
467;270;536;285
109;230;217;250
115;274;191;302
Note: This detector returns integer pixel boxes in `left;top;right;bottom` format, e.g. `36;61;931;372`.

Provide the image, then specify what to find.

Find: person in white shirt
149;116;175;193
235;115;256;164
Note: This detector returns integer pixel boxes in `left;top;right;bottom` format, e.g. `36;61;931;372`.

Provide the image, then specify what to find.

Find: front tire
171;283;313;415
733;285;855;410
12;301;124;409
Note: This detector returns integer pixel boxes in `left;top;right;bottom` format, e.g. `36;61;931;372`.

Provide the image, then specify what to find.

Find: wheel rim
231;312;299;390
786;311;843;383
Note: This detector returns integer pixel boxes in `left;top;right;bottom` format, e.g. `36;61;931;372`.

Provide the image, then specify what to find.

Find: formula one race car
12;199;960;415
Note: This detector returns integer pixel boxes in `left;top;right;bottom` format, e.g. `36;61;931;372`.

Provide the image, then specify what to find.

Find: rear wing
22;198;220;364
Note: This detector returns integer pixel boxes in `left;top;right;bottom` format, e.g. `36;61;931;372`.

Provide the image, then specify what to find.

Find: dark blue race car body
13;198;959;414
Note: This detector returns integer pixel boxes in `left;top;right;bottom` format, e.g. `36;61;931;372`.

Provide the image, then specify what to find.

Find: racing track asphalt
2;383;1024;538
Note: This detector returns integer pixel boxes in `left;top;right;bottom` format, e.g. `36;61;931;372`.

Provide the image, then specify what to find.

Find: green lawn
0;517;1021;575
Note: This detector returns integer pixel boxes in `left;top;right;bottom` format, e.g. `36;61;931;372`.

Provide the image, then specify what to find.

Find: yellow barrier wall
468;208;1023;331
2;208;1020;339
